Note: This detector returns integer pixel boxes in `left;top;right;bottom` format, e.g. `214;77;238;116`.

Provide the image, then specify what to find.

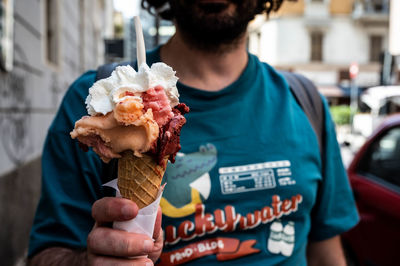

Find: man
28;0;359;265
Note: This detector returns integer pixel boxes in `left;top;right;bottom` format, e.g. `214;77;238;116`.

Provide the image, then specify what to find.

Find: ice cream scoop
71;16;189;210
70;63;189;205
70;63;182;162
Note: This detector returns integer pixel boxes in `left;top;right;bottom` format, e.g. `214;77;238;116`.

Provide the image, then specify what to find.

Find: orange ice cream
70;63;188;165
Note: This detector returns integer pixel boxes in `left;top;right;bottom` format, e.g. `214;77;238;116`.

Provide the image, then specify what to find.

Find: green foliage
330;105;351;125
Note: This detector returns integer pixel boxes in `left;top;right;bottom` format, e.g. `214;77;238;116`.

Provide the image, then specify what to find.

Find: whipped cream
86;63;179;116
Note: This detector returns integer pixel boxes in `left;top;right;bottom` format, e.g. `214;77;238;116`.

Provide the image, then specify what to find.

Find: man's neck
160;31;248;92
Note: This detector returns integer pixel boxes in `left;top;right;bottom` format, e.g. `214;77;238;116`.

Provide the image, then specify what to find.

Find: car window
358;126;400;187
378;98;400;115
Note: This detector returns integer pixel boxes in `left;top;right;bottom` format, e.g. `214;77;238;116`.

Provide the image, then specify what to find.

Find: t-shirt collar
147;45;258;109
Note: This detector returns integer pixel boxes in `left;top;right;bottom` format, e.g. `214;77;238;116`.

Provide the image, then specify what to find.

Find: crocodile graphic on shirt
161;143;217;218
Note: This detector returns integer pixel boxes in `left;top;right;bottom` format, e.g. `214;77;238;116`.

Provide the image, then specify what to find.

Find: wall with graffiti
0;0;112;176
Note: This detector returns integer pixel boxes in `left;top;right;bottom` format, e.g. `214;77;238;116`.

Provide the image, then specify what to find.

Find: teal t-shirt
29;47;359;265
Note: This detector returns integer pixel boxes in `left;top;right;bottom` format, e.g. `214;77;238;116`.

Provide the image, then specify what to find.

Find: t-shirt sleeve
308;96;359;241
28;71;105;257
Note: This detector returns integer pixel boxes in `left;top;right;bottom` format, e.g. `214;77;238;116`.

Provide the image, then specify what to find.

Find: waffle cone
117;151;167;209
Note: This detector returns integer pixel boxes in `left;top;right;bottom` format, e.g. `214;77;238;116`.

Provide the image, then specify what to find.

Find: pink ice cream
70;63;189;165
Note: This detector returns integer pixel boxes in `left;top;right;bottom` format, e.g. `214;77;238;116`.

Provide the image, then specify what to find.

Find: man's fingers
92;197;138;223
149;229;164;263
88;254;153;266
90;197;163;262
87;227;154;257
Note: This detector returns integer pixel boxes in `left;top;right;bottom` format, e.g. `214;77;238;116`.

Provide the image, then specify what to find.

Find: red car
342;113;400;266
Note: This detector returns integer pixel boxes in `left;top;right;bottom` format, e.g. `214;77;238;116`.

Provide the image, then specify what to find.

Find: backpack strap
279;72;327;229
279;71;325;160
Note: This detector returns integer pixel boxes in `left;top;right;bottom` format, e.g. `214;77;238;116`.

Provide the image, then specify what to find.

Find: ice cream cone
117;150;167;209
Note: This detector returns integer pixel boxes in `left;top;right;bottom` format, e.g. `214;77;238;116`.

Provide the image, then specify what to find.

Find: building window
311;32;323;62
338;69;350;82
370;35;382;62
45;0;59;66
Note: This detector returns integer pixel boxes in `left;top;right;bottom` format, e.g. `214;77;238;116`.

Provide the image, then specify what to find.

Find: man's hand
28;197;163;266
87;197;163;265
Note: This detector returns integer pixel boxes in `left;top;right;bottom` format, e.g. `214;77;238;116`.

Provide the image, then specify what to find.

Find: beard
169;0;266;53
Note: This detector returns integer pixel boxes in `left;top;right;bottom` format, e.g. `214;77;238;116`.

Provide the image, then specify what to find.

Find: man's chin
197;2;230;13
178;25;246;54
172;0;257;51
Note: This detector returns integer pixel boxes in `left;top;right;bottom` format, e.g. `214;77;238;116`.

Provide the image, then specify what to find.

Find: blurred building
248;0;395;104
0;1;113;265
124;10;175;63
104;10;125;62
